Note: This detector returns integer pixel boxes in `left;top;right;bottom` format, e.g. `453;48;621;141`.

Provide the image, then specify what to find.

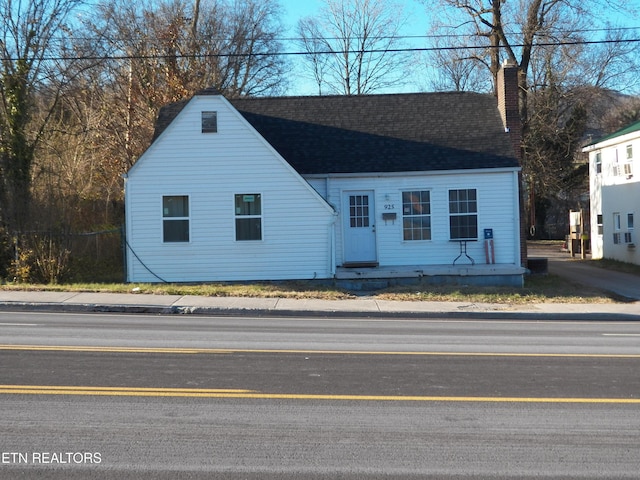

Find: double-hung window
613;149;621;176
449;189;478;240
624;145;634;177
163;195;189;242
597;214;603;235
613;212;622;244
626;213;635;243
595;152;602;174
235;194;262;241
402;191;431;241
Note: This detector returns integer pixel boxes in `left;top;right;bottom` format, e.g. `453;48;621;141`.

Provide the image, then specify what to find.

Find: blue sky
280;0;427;34
279;0;429;95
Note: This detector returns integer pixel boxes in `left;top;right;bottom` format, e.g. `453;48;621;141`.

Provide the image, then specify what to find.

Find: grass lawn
3;242;636;304
0;273;621;304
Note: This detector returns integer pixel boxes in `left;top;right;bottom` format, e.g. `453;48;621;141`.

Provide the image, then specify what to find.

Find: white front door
343;191;377;265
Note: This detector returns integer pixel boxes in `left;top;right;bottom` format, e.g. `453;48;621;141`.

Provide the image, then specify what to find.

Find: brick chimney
497;59;528;267
496;59;522;163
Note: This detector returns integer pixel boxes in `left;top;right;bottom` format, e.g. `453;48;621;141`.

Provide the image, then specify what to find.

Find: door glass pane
349;195;369;228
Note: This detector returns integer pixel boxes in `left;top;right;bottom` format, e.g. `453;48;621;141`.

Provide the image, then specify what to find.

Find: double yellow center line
2;344;639;403
0;384;638;403
0;385;252;397
2;344;640;358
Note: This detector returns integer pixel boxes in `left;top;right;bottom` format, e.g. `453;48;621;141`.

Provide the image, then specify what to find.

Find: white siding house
125;64;525;285
583;120;640;265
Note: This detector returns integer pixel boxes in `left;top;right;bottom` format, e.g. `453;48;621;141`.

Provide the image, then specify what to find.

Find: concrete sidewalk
0;289;639;320
1;243;639;320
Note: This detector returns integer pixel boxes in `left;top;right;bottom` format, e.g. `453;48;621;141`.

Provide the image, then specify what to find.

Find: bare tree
296;0;412;95
425;0;635;115
84;0;288;169
0;0;85;233
94;0;288;102
425;0;638;237
426;34;492;92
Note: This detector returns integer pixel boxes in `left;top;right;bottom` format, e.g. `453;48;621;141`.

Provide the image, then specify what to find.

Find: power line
22;36;640;62
283;25;640;42
44;24;640;44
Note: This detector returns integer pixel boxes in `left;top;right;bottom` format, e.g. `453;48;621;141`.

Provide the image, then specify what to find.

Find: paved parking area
528;243;640;301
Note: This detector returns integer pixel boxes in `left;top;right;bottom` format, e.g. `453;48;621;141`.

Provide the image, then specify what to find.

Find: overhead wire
12;36;640;63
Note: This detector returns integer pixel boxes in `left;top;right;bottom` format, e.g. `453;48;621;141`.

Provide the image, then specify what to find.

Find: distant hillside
583;89;640;143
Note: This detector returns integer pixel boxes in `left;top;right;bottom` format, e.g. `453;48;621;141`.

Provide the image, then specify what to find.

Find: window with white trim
449;189;478;240
613;212;621;244
623;145;634;177
202;111;217;133
163;196;189;242
626;213;635;243
595;152;602;174
235;194;262;241
402;191;431;241
613;149;621;176
597;214;603;235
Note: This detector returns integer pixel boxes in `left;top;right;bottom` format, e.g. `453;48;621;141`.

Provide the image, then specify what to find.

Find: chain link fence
8;227;124;284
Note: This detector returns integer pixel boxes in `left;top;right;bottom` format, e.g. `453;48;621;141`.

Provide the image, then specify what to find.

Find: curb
1;301;640;322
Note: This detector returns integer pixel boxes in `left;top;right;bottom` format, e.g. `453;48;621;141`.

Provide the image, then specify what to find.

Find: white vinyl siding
587;133;639;264
125;96;334;282
310;170;520;267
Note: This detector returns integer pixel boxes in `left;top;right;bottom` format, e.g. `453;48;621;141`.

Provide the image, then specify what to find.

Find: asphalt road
1;312;640;479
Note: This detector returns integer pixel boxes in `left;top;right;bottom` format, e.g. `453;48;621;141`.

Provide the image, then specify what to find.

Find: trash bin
527;257;548;274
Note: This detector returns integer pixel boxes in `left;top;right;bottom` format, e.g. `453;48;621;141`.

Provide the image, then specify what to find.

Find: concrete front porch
334;263;526;290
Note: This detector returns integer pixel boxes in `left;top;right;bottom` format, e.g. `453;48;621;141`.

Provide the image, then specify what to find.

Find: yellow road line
0;385;254;396
0;345;226;354
0;385;639;403
1;344;640;358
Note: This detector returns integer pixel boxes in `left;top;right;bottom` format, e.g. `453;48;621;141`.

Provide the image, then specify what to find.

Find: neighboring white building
124;65;525;285
583;120;640;264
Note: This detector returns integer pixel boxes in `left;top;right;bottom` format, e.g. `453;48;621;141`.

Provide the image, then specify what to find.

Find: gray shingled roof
152;91;519;174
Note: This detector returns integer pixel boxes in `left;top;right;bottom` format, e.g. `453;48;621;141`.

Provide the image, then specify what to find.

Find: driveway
528;243;640;301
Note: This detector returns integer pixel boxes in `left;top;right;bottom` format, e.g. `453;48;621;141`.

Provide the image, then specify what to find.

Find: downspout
121;172;130;282
329;212;338;277
326;175;338;277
